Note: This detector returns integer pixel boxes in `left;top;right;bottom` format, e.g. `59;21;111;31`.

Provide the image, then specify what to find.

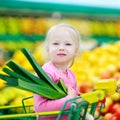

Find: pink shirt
34;61;80;119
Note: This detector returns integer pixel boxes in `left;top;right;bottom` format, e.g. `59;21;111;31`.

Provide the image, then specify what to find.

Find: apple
79;82;93;93
103;113;113;120
101;97;113;115
79;82;88;93
100;72;113;79
117;68;120;73
109;103;120;114
111;93;120;102
114;108;120;120
113;72;120;80
106;64;118;75
110;115;117;120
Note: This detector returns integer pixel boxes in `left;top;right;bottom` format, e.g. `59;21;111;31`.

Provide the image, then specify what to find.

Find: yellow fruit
0;96;8;105
106;64;118;75
20;17;34;34
0;79;6;89
111;93;120;101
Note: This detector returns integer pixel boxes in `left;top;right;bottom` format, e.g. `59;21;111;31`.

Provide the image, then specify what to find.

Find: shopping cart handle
94;79;117;95
81;90;105;104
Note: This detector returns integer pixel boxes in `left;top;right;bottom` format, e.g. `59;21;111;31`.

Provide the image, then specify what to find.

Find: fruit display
71;41;120;85
0;16;119;38
70;41;120;120
0;16;120;68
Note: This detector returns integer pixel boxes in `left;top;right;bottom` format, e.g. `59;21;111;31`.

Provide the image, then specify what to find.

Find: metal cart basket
0;95;104;120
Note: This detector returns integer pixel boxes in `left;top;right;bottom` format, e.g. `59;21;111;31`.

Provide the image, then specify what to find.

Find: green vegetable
4;62;52;88
18;79;65;99
0;48;67;99
57;79;67;94
0;74;18;86
21;48;65;94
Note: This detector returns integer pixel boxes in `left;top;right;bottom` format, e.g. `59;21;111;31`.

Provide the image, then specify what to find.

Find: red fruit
113;72;120;80
101;97;113;115
79;82;89;93
103;113;113;120
110;103;120;114
115;109;120;119
100;72;113;79
110;115;117;120
111;93;120;102
117;69;120;73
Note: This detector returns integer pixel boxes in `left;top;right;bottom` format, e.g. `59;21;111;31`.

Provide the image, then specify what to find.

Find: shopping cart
0;92;104;120
0;79;117;120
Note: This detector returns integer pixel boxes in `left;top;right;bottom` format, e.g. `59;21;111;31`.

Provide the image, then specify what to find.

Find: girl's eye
52;43;59;45
66;43;72;46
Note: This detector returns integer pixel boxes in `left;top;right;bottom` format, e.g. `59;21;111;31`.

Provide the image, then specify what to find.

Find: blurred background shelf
0;34;45;41
0;0;120;44
0;0;120;19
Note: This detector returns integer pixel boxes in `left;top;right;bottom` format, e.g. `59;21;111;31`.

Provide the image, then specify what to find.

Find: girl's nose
59;45;64;51
59;48;64;51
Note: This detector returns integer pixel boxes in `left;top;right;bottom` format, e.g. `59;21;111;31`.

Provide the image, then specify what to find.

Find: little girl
34;23;94;120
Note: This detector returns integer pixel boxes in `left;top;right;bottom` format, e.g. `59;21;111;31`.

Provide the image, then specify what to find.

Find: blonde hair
43;23;81;67
45;23;81;51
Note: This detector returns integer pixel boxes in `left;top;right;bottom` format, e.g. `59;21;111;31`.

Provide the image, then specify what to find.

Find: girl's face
47;29;78;69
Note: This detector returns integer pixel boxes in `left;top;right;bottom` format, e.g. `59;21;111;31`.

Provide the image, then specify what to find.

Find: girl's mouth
57;53;66;56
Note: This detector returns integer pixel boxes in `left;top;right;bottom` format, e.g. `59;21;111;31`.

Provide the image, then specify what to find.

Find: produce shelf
0;34;119;45
0;0;120;43
0;0;120;19
0;34;45;41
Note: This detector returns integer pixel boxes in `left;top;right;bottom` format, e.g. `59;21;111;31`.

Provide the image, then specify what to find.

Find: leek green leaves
0;48;67;99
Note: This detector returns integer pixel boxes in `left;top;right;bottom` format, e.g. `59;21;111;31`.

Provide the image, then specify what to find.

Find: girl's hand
75;95;84;103
67;87;76;98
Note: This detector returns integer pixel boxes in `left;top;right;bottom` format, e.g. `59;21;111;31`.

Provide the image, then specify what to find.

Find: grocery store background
0;0;120;119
